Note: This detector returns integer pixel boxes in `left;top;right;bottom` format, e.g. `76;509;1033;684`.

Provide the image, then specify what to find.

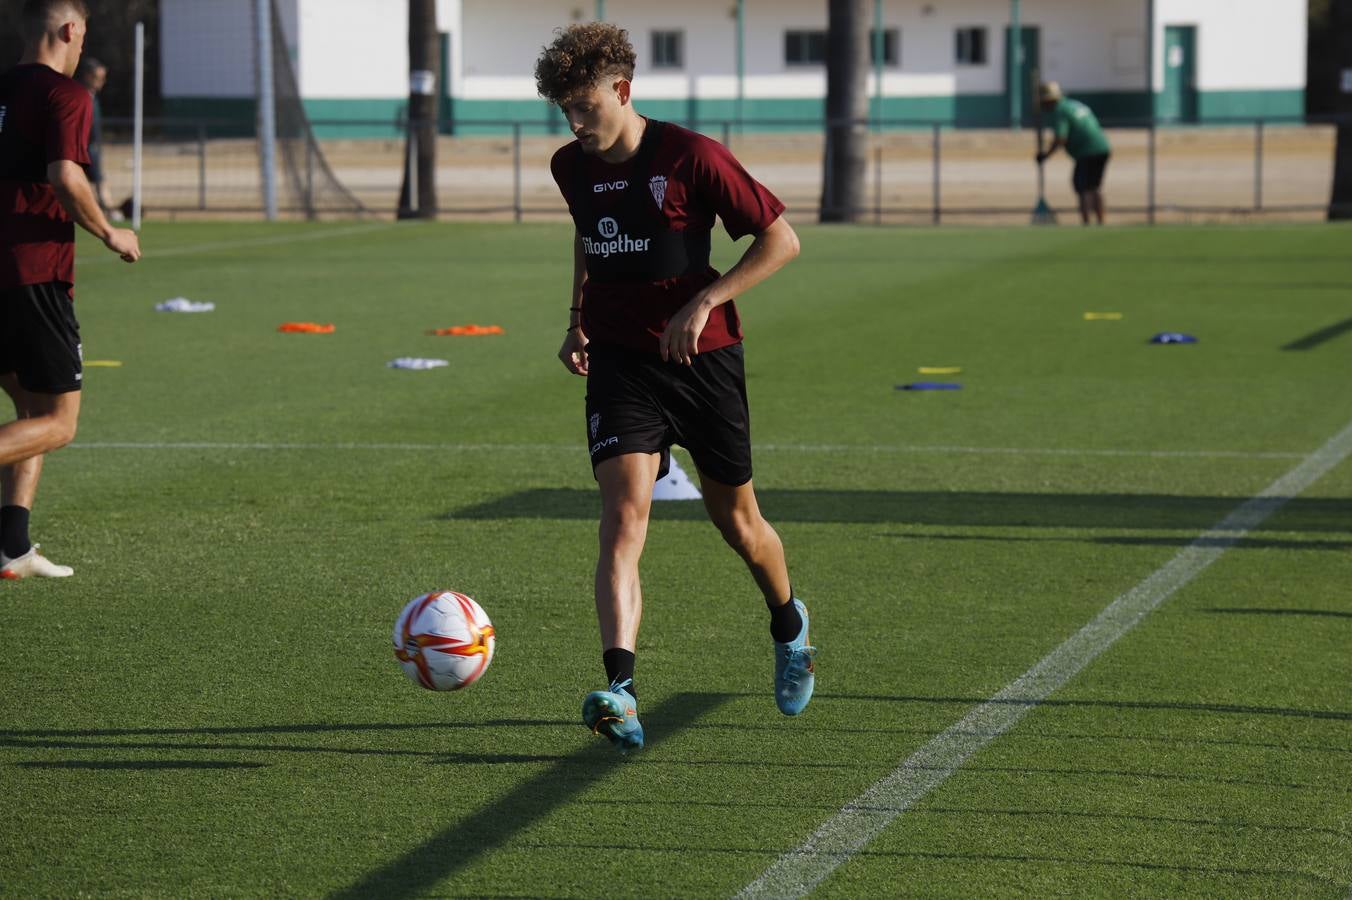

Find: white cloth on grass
155;297;215;313
387;357;450;370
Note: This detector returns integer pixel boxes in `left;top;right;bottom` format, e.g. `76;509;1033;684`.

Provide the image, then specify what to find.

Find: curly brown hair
535;23;637;105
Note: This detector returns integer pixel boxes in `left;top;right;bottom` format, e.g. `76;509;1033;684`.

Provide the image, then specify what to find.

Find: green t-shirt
1050;98;1110;159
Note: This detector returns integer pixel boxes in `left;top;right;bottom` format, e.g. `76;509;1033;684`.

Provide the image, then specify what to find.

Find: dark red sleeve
45;82;91;166
550;144;576;213
689;135;785;240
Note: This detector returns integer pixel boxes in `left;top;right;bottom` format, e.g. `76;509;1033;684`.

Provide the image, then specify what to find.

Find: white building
161;0;1307;134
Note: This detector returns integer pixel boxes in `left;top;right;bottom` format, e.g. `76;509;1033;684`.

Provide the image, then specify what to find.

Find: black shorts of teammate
1072;153;1110;193
0;282;83;394
584;343;752;487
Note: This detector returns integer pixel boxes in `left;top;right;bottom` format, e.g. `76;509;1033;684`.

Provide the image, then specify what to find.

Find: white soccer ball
393;591;496;691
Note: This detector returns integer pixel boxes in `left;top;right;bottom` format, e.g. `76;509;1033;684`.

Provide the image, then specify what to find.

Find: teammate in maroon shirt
537;23;816;751
0;0;141;580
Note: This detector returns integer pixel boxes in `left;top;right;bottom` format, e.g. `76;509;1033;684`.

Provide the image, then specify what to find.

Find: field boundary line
81;222;398;265
736;415;1352;899
65;440;1303;461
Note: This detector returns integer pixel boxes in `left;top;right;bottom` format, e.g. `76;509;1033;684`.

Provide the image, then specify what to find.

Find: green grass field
1;220;1350;898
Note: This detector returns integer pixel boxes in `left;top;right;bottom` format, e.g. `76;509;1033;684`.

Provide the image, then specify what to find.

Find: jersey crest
648;175;667;210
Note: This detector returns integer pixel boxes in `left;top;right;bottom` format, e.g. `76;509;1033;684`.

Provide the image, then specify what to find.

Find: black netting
265;0;367;217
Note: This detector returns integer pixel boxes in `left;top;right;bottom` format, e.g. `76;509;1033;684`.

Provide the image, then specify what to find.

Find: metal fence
100;116;1342;224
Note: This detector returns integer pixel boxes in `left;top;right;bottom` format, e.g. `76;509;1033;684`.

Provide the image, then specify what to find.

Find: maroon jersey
0;64;92;292
551;119;784;354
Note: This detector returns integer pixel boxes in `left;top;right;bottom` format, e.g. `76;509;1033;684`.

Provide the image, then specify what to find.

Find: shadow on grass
1282;317;1352;351
506;840;1339;887
879;531;1352;551
445;489;1351;533
564;798;1347;837
932;763;1312;791
814;693;1352;721
914;805;1349;838
1205;607;1352;619
329;692;734;900
16;759;265;770
2;735;455;759
0;719;578;761
15;717;1342;768
0;719;572;740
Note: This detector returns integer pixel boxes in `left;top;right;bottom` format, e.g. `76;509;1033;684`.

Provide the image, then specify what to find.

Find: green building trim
158;88;1305;139
1193;88;1306;121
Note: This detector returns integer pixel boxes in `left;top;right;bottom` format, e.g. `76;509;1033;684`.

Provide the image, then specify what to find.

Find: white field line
736;415;1352;900
66;441;567;452
79;222;398;266
63;440;1303;461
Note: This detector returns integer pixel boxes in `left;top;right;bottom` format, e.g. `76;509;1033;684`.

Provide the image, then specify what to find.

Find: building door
1004;26;1041;127
1160;25;1198;122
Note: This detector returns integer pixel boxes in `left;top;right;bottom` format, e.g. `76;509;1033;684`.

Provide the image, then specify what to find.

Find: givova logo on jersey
581;216;651;259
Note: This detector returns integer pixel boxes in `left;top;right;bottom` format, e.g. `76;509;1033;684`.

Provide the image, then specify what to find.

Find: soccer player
535;23;814;752
1;0;141;580
1036;81;1112;225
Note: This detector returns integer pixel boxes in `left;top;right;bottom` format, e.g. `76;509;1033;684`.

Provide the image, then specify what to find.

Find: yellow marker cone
1083;312;1123;321
918;366;962;375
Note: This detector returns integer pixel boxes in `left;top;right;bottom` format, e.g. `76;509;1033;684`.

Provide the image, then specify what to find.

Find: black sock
768;595;803;643
602;647;636;700
0;506;31;559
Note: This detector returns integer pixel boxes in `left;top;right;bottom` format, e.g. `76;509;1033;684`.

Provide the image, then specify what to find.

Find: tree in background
819;0;869;223
1328;0;1352;219
0;1;161;119
398;0;439;219
1307;0;1334;115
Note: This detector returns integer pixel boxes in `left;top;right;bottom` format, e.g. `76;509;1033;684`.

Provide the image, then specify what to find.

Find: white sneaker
0;544;74;580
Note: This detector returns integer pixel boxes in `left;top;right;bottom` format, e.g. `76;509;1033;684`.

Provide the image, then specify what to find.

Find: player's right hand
559;327;589;376
104;227;141;262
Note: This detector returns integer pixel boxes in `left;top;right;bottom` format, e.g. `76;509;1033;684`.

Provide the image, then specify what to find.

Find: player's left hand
660;296;713;365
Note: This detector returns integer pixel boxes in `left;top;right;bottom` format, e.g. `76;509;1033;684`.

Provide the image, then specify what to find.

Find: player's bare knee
714;510;762;558
46;416;77;450
599;503;649;550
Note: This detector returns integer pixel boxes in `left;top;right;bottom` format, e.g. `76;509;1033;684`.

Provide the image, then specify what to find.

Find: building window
785;29;898;67
651;30;683;69
785;30;827;66
871;28;899;66
955;27;987;65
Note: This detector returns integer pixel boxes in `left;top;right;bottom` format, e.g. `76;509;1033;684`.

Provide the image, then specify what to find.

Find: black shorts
585;343;752;487
0;282;83;394
1072;154;1110;193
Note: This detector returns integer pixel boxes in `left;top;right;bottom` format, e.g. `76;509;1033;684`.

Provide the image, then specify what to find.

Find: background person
1036;81;1111;225
74;55;111;213
0;0;141;580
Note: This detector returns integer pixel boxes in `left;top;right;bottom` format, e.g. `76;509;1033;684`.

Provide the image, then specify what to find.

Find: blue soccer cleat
582;678;644;752
774;598;816;716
